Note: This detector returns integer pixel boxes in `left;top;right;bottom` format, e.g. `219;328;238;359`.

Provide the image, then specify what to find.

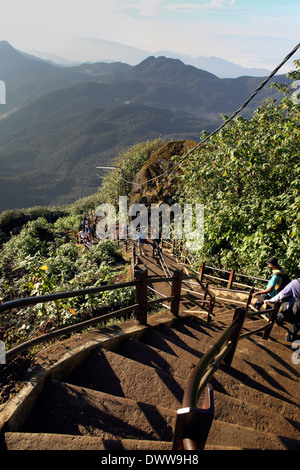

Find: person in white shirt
265;278;300;342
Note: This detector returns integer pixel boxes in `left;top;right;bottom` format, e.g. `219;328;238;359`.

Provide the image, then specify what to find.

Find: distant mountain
0;54;286;140
0;41;95;117
26;49;79;66
0;42;290;212
154;51;271;78
0;39;280;121
41;37;272;78
0;104;204;212
52;37;150;67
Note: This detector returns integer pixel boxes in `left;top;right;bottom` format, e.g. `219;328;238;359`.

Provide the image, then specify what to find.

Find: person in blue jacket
253;257;288;310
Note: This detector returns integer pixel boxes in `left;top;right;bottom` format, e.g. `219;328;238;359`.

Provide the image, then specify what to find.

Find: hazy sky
1;0;299;70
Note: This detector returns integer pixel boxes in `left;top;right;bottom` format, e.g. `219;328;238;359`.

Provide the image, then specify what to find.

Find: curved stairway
1;305;299;450
1;244;299;450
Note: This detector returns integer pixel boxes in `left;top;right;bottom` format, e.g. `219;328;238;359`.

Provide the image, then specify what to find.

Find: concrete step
22;379;176;441
64;348;184;409
6;421;297;451
162;319;299;393
207;418;298;450
14;378;298;450
1;311;299;451
125;319;299;425
157;320;300;415
113;332;300;441
213;390;299;442
3;432;173;451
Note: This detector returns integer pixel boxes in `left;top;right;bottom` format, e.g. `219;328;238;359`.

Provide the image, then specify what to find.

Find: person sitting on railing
264;278;300;342
253;257;289;310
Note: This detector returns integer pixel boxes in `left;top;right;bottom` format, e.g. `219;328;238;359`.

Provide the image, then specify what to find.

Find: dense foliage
0;216;135;349
174;62;300;278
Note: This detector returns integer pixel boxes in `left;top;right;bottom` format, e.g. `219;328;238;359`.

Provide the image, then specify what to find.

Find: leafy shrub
0;211;129;348
0;206;69;237
174;63;300;277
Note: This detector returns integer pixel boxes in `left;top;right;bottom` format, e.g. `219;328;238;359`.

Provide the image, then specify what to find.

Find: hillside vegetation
175;88;300;277
0;64;299;352
0;140;164;350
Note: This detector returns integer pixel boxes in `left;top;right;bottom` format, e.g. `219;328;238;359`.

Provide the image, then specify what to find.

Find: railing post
246;288;254;309
207;299;214;323
199;263;205;282
227;269;235;289
224;307;246;366
134;267;148;325
170;269;183;316
262;302;280;340
179;242;182;257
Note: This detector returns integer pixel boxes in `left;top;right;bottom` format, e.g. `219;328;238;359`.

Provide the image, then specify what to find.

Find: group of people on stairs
253;256;300;342
77;214;97;248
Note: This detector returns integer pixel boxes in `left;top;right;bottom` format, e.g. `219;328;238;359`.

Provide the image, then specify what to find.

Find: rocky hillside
130;140;198;206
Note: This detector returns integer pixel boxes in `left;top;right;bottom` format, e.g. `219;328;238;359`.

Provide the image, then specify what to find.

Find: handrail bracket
172;384;214;451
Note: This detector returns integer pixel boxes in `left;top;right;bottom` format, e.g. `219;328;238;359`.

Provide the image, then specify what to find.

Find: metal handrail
1;239;280;449
172;241;268;288
0;281;137;315
182;315;242;409
182;303;279;410
5;302;140;361
157;248;172;279
204;264;267;283
173;299;280;450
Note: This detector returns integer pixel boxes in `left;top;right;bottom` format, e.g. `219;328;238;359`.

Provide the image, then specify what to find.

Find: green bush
174;63;300;278
0;206;69;236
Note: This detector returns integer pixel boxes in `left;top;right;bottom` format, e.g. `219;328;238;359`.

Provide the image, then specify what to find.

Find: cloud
117;0;165;18
134;0;164;17
165;0;236;13
120;0;236;18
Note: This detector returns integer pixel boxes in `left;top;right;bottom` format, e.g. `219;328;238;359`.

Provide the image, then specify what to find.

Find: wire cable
120;42;300;187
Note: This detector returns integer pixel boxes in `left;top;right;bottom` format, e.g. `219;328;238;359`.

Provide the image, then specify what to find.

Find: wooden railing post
227;269;235;289
134;267;148;325
170;269;183;316
199;262;205;282
207;299;214;323
224;307;246;366
262;302;280;340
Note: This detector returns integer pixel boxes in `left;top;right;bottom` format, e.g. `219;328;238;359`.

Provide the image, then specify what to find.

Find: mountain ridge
0;103;205;211
0;55;287;143
0;41;291;213
39;36;272;78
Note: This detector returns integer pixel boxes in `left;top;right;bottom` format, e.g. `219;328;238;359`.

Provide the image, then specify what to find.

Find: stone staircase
1;303;299;450
1;243;299;450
